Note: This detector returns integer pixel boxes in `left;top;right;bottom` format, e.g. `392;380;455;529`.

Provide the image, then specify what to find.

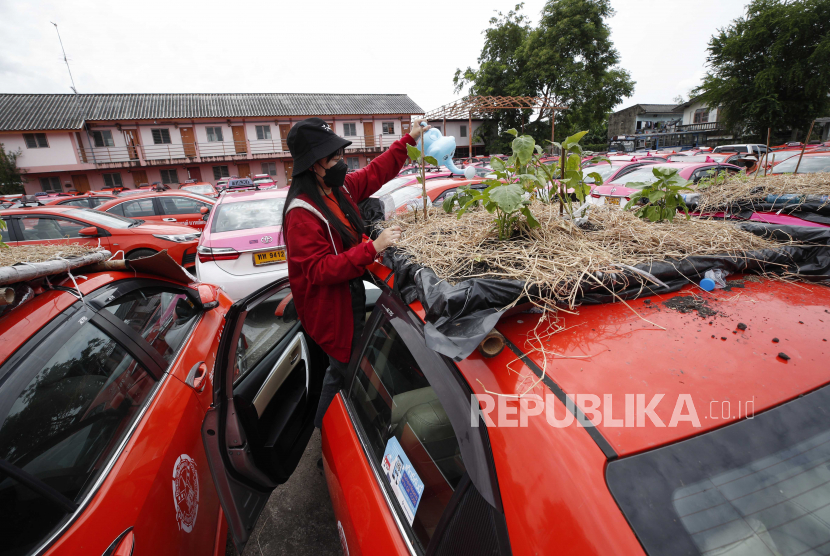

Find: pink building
0;93;424;194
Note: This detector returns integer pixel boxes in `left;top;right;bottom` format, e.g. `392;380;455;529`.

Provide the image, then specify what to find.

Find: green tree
0;144;25;195
694;0;830;141
454;0;634;154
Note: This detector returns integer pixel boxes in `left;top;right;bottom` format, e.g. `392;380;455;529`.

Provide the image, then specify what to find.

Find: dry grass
0;244;101;267
696;171;830;214
384;202;784;309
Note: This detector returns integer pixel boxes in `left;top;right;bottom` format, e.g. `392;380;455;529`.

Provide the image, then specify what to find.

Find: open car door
202;278;328;552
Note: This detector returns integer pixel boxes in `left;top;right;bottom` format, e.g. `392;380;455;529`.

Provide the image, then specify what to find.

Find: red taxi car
0;260;330;556
96;191;214;231
180;181;219;198
0;206;200;266
44;192;118;209
380;177;487;215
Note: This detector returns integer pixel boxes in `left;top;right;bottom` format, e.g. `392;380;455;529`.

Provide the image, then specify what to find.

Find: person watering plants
282;117;431;430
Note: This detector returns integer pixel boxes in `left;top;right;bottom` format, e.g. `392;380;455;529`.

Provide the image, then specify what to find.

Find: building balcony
677;122;720;132
77;135;406;169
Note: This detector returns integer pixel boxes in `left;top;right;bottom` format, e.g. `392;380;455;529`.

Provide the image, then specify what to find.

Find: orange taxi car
96;191;215;231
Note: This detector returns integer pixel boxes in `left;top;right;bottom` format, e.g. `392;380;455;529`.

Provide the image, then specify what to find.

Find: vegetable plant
542;131;608;218
455;181;539;240
405;143;438;221
623;167;693;222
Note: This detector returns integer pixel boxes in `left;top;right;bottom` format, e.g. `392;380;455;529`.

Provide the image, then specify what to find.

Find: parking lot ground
226;429;342;556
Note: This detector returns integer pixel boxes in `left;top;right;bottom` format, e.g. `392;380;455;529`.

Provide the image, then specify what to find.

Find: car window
159;196;207;215
118;199;156;218
103;288;201;365
349;320;467;552
232;288;297;383
88;197;110;208
1;219;10;243
583;163;620;184
18;217;85;241
63;208;133;228
771;156;830;175
211;197;286;234
0;322;156;553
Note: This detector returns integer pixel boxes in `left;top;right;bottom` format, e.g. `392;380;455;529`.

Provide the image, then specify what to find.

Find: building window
460;125;467;138
255;125;272;140
102;173;123;188
152;129;172;144
160;169;179;184
24;133;49;149
92;130;115;147
346;157;360;171
261;162;277;176
693;109;709;124
39;177;61;192
206;127;224;142
213;166;230;181
343;123;357;137
382;122;395;135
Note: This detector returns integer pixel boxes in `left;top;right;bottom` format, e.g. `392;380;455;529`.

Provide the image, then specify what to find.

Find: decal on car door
381;437;424;525
172;453;200;533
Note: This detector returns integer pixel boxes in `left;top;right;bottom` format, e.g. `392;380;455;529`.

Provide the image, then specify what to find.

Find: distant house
607;97;727;150
0;93;424;194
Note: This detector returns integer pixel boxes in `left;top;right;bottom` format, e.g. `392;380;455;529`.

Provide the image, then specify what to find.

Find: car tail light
197;246;239;263
591;193;600;198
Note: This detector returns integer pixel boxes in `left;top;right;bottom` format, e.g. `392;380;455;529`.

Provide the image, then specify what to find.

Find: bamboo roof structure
424;96;567;120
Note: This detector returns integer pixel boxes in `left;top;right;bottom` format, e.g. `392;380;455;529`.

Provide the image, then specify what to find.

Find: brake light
591;193;600;198
197;246;239;263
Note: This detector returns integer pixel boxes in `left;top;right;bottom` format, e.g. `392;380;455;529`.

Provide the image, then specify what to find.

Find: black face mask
322;160;348;188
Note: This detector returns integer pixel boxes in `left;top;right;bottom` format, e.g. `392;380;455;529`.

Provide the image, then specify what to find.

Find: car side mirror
200;206;210;214
79;226;99;237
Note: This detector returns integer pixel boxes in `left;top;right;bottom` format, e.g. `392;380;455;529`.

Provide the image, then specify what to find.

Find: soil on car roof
663;295;718;318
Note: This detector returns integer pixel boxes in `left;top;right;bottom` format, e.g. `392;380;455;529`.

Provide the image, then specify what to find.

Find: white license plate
606;196;621;206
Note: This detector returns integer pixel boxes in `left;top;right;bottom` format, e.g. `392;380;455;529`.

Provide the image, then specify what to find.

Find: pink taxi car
196;188;288;300
589;162;742;207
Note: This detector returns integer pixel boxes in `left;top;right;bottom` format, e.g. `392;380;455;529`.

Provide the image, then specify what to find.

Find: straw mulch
696;171;830;214
386;202;784;308
0;244;101;268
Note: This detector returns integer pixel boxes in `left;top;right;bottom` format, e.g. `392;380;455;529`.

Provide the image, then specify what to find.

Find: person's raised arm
344;118;432;203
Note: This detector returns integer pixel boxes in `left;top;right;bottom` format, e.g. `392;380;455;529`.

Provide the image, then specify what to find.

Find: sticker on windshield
381;437;424;525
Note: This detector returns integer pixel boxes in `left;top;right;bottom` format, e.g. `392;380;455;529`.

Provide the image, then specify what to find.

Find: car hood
125;223;201;236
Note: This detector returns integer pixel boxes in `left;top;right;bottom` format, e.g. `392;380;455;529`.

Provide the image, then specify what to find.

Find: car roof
216;188;288;204
96;190;216;209
0;205;79;215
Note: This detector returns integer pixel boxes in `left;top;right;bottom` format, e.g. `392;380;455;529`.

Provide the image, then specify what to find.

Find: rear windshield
211;197;285;233
63;208;134;228
582;163;620;184
607;166;665;186
771;156;830;175
607;384;830;556
181;184;214;194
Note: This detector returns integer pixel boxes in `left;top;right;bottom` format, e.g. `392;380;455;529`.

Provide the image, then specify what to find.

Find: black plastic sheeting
382;223;830;361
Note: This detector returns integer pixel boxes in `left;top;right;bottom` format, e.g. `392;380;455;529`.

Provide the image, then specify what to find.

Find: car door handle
186;361;208;392
162;218;177;221
102;527;134;556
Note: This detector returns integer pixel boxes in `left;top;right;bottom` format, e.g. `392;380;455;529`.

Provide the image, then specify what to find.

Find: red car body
770;152;830;174
96;191;215;231
44;192;118;208
0;205;200;266
179;182;219;198
382;177;487;214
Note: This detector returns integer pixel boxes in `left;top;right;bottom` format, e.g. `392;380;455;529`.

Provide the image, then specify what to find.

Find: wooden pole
755;128;771;181
793;120;816;174
550;108;556;156
468;111;473;161
421;125;427;221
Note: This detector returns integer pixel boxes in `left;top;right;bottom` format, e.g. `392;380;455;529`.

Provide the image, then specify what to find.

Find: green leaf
490;157;506;172
648;190;666;203
587;172;604;186
561;131;588;149
416;175;424;185
406;144;421;161
512;135;535;165
534;145;543;155
566;153;581;172
504;128;518;137
424;156;438;166
489;183;525;214
521;206;540;229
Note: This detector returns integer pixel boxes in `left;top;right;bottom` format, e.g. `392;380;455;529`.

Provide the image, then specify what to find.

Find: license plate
606;196;621;206
253;248;286;266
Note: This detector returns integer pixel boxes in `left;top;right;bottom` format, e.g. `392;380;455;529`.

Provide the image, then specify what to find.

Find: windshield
608;166;669;186
212;197;286;233
64;208;135;228
583;163;621;184
608;384;830;556
181;184;214;194
771;156;830;174
390;186;423;208
374;177;413;198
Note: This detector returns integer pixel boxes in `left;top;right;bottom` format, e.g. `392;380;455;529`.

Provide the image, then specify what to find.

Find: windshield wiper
0;458;78;512
128;219;144;227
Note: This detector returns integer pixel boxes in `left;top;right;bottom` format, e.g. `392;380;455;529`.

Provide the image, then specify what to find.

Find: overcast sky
0;0;748;113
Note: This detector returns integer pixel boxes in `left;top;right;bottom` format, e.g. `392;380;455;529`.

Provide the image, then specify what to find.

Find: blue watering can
419;125;476;179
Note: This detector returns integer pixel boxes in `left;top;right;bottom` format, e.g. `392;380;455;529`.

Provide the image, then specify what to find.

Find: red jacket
284;134;416;362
